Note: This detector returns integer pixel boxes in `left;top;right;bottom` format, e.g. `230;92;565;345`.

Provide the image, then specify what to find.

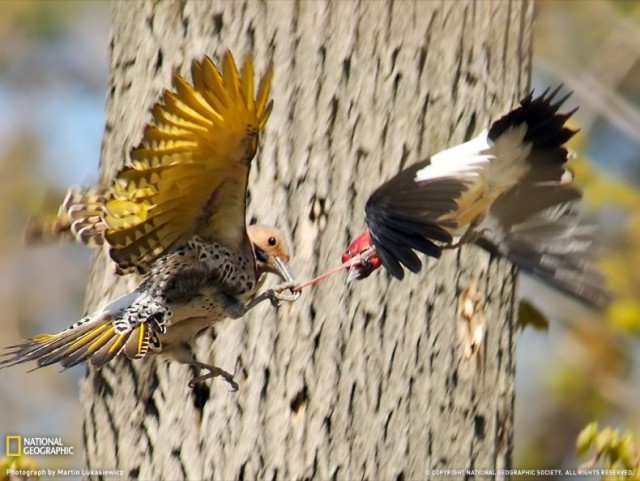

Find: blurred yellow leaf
620;432;639;469
577;421;599;455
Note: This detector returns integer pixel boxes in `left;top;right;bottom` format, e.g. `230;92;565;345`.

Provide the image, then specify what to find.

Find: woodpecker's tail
488;85;577;184
477;193;611;309
24;186;108;247
0;290;162;371
476;87;611;307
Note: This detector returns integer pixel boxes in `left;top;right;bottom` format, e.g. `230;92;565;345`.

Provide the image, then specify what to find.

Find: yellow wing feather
103;51;273;272
255;61;273;127
24;186;108;246
242;57;255;113
23;51;272;274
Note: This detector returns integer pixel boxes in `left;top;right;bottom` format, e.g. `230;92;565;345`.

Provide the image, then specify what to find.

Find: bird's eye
268;236;277;246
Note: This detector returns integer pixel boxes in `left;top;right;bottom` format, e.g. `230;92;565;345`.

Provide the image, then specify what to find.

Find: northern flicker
3;51;299;388
340;88;610;308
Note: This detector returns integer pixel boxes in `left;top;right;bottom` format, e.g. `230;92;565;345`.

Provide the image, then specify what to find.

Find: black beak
346;265;364;283
255;247;295;283
255;246;269;264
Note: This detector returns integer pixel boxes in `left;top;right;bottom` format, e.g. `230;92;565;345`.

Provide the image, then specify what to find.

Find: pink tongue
292;256;362;292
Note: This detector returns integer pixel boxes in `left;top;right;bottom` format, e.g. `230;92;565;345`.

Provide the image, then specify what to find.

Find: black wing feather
374;241;406;280
364;160;468;279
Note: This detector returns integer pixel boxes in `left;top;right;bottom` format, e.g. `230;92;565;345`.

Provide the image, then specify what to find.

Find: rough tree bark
80;1;533;480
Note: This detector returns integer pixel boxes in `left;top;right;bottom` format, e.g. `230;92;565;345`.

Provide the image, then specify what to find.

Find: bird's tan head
247;224;295;283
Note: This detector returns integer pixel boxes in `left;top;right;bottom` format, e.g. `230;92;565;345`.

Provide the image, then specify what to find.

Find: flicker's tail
0;290;158;371
24;186;108;247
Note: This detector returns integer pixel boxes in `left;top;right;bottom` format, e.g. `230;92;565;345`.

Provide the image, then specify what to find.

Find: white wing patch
415;130;493;184
415;124;532;198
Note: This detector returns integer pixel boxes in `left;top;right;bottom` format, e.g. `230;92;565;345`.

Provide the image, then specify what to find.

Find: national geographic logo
5;436;20;457
4;435;74;456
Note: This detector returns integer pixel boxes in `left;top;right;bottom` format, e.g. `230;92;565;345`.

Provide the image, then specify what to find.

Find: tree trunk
81;1;533;479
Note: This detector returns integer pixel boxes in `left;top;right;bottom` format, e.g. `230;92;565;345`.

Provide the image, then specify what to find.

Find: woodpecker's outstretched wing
104;52;273;272
439;87;576;230
364;162;466;279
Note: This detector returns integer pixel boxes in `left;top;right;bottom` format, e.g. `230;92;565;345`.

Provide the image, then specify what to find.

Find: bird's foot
188;362;238;391
443;216;488;250
268;281;301;305
443;227;490;250
443;235;474;250
248;282;300;309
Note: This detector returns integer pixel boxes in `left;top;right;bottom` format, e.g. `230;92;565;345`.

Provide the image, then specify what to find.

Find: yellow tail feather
0;314;141;370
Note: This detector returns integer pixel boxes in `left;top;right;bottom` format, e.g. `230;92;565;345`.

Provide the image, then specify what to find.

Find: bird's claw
265;281;300;307
443;228;489;250
443;217;488;250
244;281;300;312
189;365;238;391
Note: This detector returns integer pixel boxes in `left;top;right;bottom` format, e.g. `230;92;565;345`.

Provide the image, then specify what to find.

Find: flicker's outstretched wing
27;52;274;273
103;51;273;272
24;186;109;247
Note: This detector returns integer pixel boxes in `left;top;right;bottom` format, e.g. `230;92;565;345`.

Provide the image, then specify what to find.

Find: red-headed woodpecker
341;87;611;308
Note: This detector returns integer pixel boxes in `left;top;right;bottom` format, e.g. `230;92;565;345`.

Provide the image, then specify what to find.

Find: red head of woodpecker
341;231;382;282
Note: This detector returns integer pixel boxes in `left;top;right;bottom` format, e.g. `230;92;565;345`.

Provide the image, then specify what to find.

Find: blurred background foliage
576;422;640;480
0;1;637;479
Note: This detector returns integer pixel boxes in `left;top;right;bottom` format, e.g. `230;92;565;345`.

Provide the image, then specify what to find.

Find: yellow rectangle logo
6;435;21;456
